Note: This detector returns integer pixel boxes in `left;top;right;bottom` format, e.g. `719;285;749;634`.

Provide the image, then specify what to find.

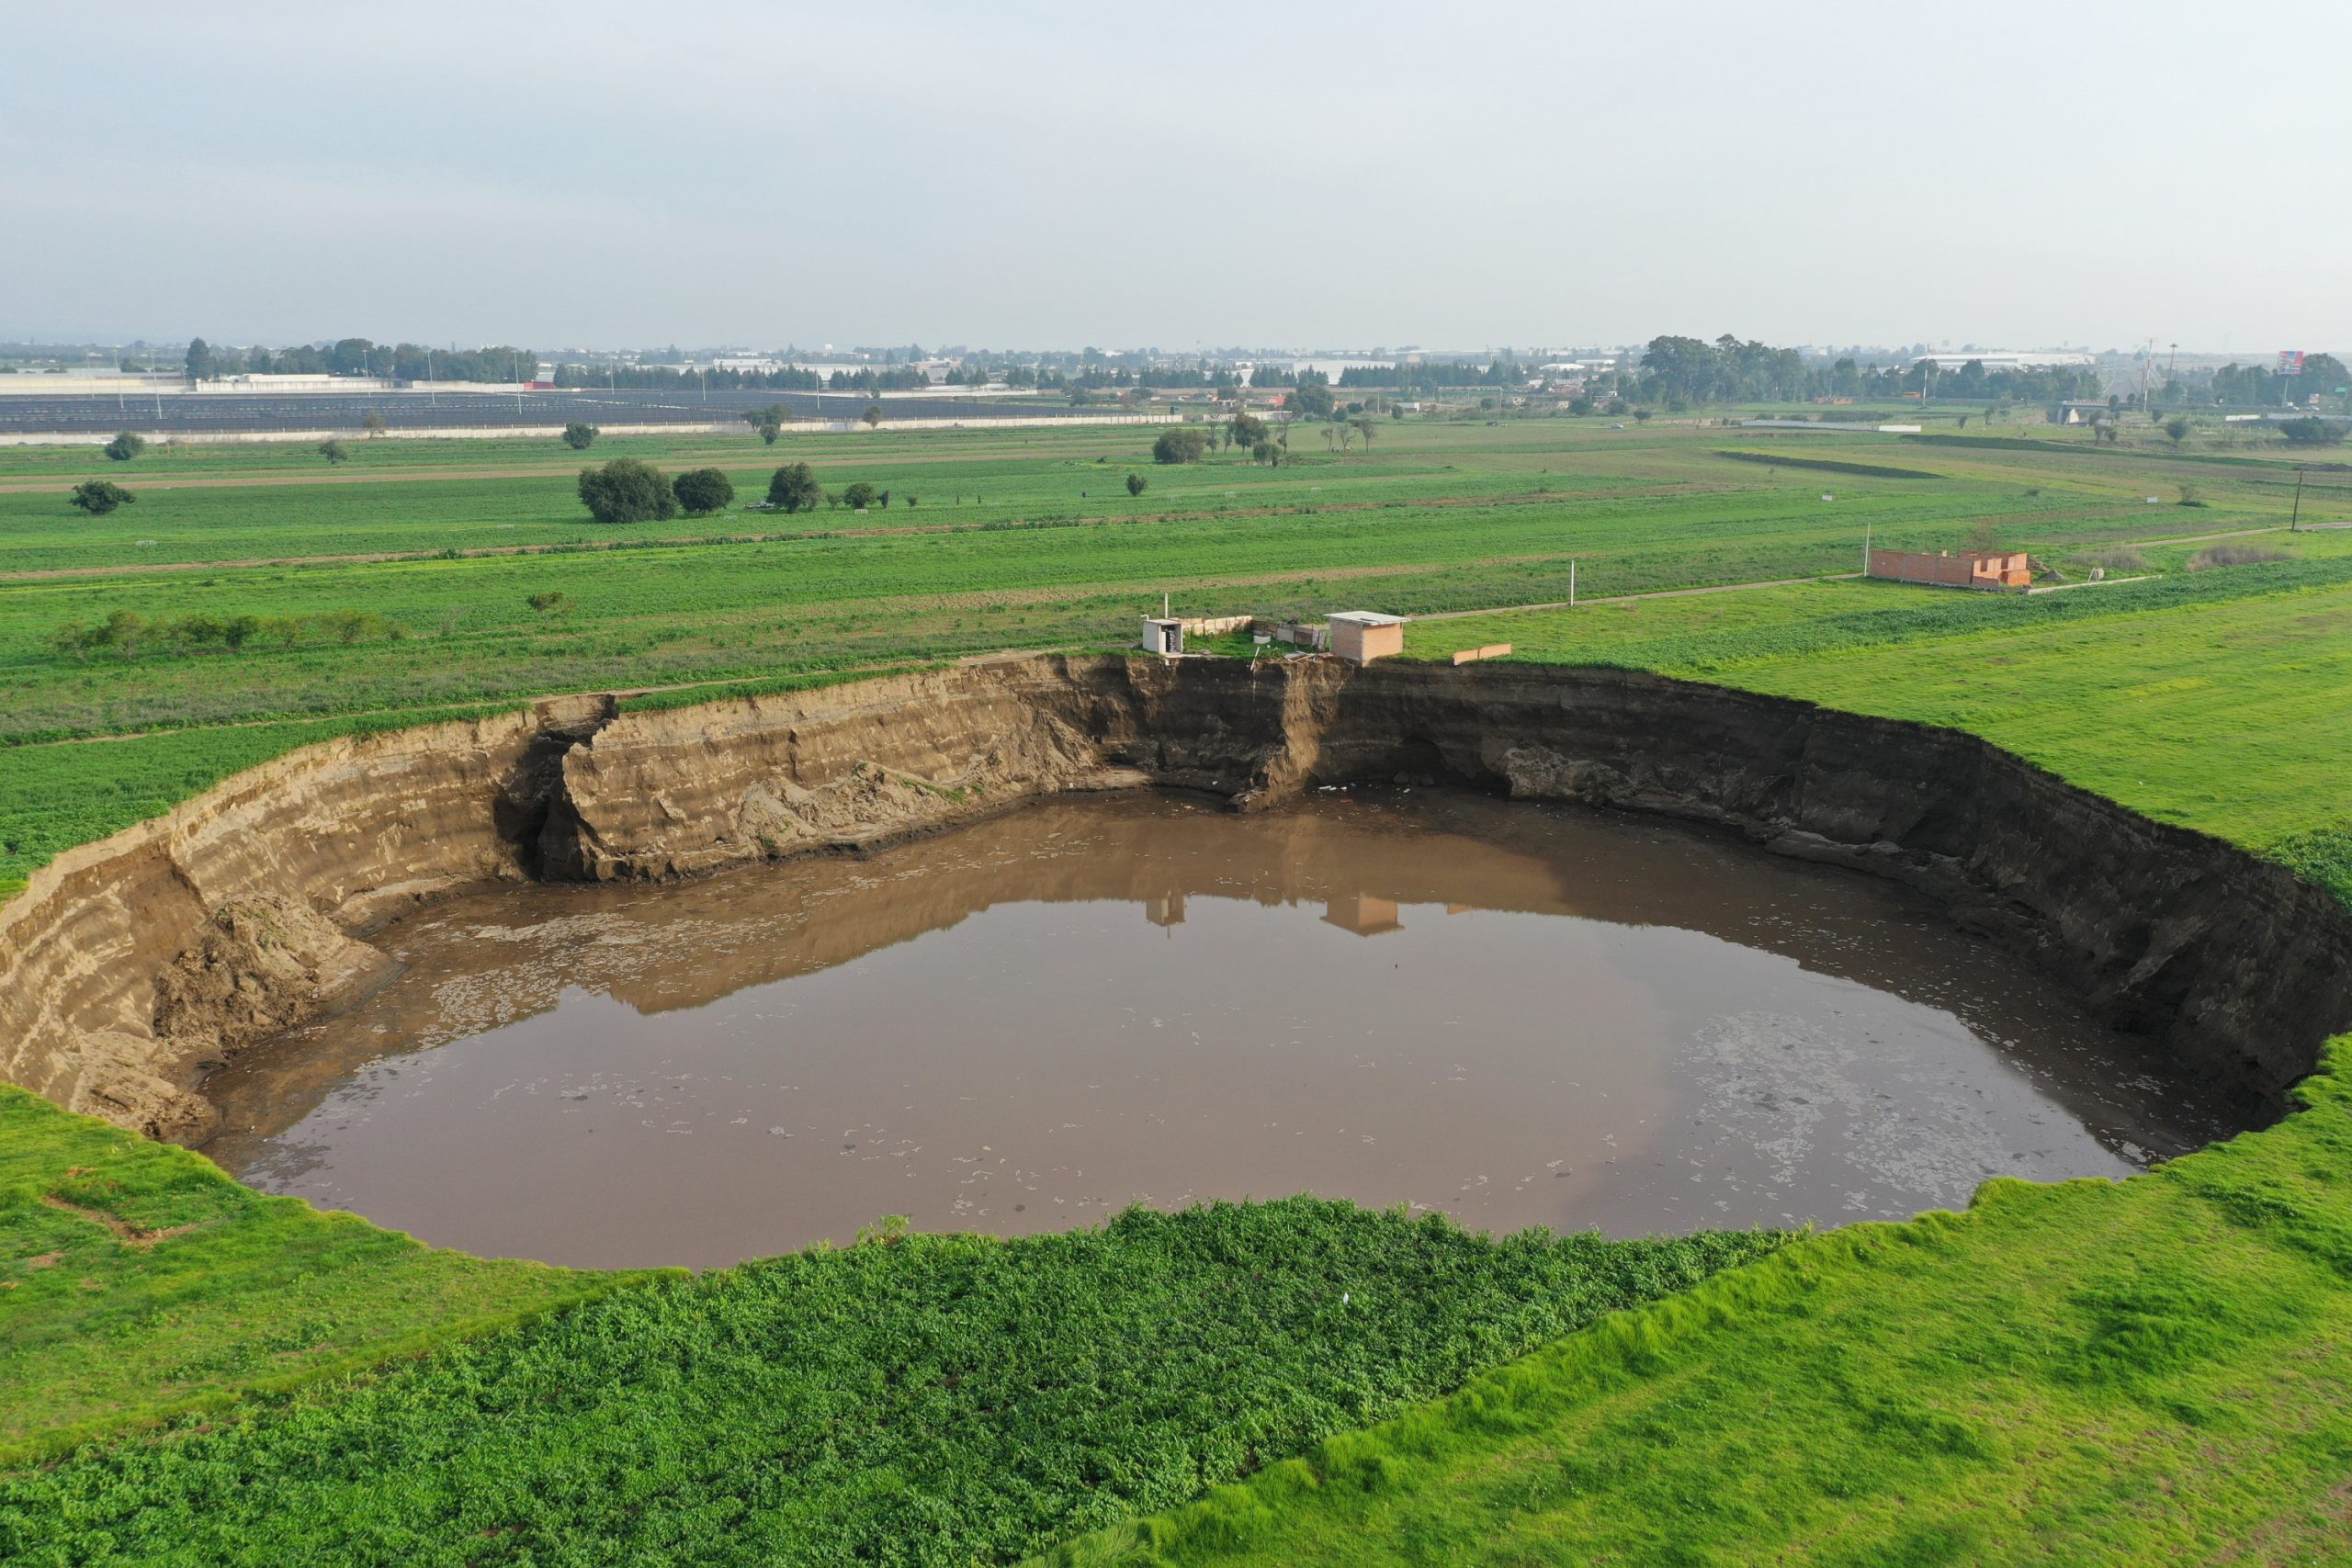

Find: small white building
1328;611;1406;665
1140;617;1184;656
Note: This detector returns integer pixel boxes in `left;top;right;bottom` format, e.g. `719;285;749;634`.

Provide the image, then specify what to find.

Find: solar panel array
0;387;1079;436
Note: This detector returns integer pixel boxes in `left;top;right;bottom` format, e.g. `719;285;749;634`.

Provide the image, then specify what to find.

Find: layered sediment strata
4;656;2346;1142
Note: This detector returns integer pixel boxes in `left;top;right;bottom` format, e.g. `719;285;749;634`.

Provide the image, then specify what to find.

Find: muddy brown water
204;790;2230;1269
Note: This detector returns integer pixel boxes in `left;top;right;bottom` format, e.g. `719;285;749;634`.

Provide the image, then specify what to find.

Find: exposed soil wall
5;656;2346;1142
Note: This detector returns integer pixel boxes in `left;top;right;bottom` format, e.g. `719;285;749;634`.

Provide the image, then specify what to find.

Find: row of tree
577;460;737;523
184;338;535;383
2211;356;2350;407
576;459;934;523
50;607;402;660
762;464;906;513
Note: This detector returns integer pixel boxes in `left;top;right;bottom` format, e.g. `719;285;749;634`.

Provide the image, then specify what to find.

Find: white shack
1140;616;1184;656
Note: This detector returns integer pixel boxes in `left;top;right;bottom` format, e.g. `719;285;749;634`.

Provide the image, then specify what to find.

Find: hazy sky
6;1;2346;353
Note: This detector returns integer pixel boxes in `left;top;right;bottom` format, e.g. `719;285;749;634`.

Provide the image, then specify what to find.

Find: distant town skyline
7;2;2348;351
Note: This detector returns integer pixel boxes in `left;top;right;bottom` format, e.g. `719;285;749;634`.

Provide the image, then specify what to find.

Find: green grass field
4;413;2352;1562
1042;1045;2352;1567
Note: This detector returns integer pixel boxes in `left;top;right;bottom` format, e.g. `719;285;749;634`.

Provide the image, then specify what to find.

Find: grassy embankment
0;1120;1775;1561
1043;1043;2352;1566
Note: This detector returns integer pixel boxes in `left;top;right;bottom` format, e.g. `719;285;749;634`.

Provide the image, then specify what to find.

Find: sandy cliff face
0;711;543;1137
4;656;2346;1141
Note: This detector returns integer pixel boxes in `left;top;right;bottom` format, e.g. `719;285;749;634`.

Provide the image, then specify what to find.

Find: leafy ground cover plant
0;1197;1775;1564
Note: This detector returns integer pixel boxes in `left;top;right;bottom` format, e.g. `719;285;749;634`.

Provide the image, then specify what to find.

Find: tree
841;480;880;510
673;468;736;515
766;462;822;513
318;439;349;464
104;431;147;462
1228;412;1269;448
1152;427;1209;464
2164;416;2192;451
578;457;679;523
562;422;598;451
2277;418;2349;447
1125;472;1147;497
1351;415;1378;447
861;404;884;427
361;412;388;436
184;337;216;382
1251;439;1280;466
1631;408;1654;423
743;404;788;445
1291;375;1335;418
69;479;134;515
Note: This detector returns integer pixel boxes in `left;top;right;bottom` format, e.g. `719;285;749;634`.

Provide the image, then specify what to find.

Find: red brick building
1867;548;2031;592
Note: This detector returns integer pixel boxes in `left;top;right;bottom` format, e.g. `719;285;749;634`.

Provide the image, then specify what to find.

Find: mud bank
6;656;2348;1142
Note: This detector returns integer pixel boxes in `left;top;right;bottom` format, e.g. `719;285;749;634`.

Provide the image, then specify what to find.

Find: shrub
103;431;146;461
1153;428;1209;465
361;413;388;436
744;405;789;445
673;468;736;516
2076;546;2147;574
578;458;679;524
68;480;134;515
766;462;821;513
317;439;348;464
561;422;598;451
46;607;399;659
2276;418;2348;447
526;591;570;614
841;480;880;510
1126;472;1147;497
2188;545;2290;571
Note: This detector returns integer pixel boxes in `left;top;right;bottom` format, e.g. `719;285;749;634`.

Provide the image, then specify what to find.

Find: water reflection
202;789;2227;1269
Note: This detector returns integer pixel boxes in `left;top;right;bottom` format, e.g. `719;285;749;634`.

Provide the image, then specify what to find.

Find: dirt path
1412;573;1863;623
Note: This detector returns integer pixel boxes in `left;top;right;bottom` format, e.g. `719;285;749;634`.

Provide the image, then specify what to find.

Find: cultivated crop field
3;413;2344;893
5;411;2352;1562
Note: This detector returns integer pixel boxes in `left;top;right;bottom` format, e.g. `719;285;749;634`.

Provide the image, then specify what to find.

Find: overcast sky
6;1;2346;354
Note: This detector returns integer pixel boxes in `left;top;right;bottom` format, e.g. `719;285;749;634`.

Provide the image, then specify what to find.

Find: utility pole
1864;518;1872;574
2291;468;2306;532
1568;558;1577;608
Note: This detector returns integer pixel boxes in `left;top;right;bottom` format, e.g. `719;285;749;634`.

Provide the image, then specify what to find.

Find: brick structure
1868;548;2031;592
1328;611;1406;664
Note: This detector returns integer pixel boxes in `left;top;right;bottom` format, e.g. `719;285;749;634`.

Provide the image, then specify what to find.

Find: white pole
1569;558;1577;607
1864;520;1871;574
